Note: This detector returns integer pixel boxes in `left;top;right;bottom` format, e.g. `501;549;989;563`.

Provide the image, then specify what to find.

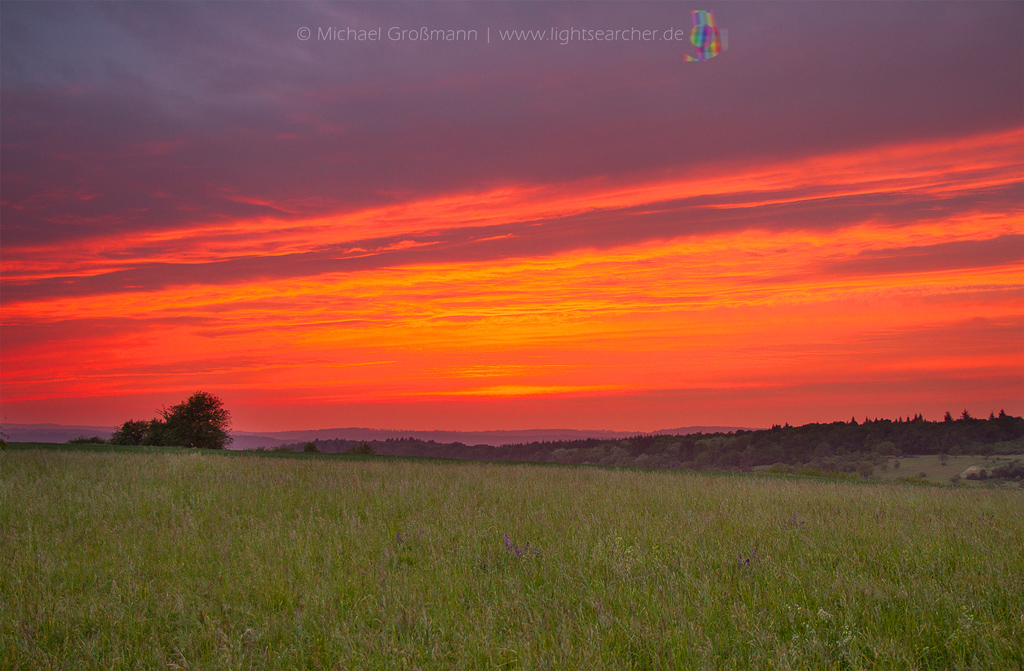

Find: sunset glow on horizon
2;2;1022;432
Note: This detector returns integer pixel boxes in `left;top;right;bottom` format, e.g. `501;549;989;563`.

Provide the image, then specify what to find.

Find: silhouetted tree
162;391;232;449
143;419;169;446
110;419;151;445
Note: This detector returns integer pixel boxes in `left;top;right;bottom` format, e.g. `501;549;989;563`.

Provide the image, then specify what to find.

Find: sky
1;1;1022;433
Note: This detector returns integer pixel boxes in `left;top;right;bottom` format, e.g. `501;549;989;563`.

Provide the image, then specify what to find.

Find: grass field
749;454;1024;488
2;445;1022;670
873;454;1023;487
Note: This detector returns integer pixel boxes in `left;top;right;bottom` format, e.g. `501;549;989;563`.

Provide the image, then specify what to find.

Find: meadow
871;454;1024;487
1;445;1022;670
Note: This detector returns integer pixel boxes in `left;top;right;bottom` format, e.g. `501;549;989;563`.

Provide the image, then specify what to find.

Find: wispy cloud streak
1;2;1021;429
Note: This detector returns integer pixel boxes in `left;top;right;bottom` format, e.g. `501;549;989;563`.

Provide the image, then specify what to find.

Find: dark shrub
990;460;1024;480
110;420;150;445
143;419;169;446
161;391;232;449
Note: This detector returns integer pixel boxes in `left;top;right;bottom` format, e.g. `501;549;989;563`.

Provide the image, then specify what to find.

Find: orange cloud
2;129;1021;428
3;127;1020;281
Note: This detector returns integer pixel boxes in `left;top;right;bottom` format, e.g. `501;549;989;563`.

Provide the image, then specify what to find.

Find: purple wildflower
504;532;538;558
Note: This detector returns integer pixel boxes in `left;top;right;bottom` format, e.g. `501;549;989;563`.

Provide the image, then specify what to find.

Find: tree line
273;410;1023;477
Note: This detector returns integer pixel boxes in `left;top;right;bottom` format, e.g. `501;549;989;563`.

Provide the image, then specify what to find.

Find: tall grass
2;448;1021;669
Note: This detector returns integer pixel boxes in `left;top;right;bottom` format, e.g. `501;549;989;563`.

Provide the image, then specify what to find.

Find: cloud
834;235;1024;277
2;2;1022;429
3;2;1021;248
2;127;1019;304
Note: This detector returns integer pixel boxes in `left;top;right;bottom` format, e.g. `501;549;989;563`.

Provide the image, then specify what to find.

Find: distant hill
652;426;754;436
2;423;117;444
9;416;1023;481
229;425;754;449
271;413;1024;479
3;423;286;449
4;423;754;449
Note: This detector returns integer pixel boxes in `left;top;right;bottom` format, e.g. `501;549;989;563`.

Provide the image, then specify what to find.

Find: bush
551;448;575;463
161;392;232;449
874;441;896;455
110;420;150;446
303;442;318;453
109;393;231;449
895;475;934;485
990;460;1024;480
142;419;169;446
345;443;375;455
795;467;854;480
68;436;105;444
